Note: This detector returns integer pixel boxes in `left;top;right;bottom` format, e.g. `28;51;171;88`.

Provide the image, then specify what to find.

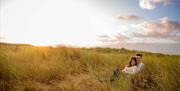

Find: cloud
116;15;142;21
97;35;113;43
97;34;130;44
114;33;131;41
133;17;180;41
139;0;171;10
97;35;110;39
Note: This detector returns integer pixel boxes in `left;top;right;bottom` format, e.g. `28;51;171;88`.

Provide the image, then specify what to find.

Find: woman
122;57;139;74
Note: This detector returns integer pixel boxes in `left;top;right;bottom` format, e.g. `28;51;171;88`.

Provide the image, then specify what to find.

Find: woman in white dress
122;57;139;74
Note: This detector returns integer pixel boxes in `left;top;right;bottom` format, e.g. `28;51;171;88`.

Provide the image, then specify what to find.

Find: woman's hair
127;57;138;67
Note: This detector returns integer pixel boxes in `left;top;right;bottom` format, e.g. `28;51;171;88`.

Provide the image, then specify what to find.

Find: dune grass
0;42;180;91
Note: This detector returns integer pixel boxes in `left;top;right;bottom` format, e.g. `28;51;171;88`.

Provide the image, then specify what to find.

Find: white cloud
139;0;171;10
133;17;180;42
116;15;142;21
97;33;131;44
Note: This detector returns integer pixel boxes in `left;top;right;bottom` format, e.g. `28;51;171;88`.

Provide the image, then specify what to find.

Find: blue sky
84;0;180;21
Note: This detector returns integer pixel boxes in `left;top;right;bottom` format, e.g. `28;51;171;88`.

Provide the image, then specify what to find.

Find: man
135;53;142;64
135;53;144;72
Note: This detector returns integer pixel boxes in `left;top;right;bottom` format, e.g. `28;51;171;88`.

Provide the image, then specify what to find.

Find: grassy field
0;42;180;91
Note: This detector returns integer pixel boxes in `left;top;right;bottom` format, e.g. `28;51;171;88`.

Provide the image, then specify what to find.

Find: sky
0;0;180;54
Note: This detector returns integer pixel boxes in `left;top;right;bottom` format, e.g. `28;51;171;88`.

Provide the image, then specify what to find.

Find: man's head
135;53;142;62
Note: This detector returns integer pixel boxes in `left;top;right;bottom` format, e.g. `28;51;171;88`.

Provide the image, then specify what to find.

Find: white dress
122;62;144;74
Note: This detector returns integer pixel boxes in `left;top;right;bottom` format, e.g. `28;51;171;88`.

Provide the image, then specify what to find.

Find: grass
0;42;180;91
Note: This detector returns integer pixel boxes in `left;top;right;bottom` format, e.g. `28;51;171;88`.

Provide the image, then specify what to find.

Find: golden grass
0;42;180;91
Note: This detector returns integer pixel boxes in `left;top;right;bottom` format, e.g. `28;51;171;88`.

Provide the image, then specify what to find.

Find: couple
122;53;144;74
110;53;144;82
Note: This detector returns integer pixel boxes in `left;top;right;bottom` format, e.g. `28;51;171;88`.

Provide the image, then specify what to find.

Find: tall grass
0;43;180;91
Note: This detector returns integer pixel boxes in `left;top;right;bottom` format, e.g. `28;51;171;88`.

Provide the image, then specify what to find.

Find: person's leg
110;67;120;83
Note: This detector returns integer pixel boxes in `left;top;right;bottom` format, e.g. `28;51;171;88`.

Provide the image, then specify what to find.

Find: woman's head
128;57;137;67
